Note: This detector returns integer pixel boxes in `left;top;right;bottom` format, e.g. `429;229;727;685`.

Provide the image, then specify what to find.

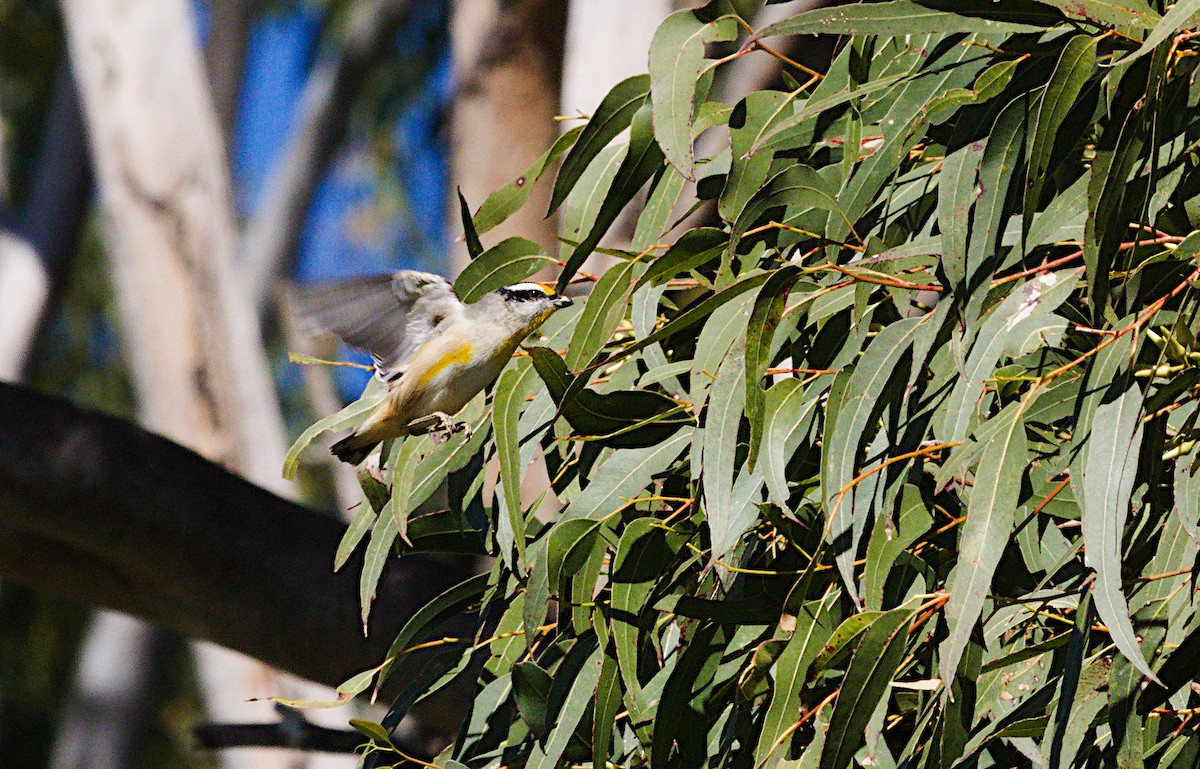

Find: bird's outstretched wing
295;270;465;380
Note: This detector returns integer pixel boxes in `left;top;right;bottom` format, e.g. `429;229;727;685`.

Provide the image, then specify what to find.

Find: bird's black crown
498;284;553;302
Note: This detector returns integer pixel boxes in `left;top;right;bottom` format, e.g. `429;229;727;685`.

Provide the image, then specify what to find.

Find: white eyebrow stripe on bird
504;282;554;295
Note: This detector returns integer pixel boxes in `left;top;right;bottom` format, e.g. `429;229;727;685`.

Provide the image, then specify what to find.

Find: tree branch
0;382;473;716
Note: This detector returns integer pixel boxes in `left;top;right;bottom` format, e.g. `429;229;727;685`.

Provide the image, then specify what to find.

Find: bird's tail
330;433;378;466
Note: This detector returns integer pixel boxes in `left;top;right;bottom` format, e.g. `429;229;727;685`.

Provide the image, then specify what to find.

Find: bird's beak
553;296;574;309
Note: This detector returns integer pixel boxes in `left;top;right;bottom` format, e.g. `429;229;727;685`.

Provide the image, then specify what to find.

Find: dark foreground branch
0;382;471;717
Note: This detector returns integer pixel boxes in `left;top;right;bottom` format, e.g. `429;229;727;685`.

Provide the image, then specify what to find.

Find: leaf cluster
293;2;1200;767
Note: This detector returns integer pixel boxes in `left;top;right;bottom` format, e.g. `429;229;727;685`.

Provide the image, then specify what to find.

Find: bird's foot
408;412;459;444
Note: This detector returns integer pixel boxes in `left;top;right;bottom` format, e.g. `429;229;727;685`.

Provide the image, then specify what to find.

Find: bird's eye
431;314;445;327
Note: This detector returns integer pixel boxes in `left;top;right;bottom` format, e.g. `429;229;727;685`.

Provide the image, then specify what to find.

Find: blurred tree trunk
206;0;257;151
449;0;567;272
58;1;345;767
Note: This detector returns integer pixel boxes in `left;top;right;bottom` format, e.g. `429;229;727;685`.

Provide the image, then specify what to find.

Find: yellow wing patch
418;340;473;387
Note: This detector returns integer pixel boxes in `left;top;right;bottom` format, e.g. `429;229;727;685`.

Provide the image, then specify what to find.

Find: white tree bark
0;232;51;381
58;1;352;767
559;0;670;119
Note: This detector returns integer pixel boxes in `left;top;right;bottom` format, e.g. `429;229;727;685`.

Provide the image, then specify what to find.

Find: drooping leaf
819;608;913;769
939;396;1034;690
1024;34;1097;237
551;75;651;213
649;10;738;179
1076;384;1161;683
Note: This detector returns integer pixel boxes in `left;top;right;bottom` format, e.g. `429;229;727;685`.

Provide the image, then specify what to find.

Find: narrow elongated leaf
938;142;985;289
755;596;836;764
1077;385;1160;683
755;1;1047;38
1125;0;1200;63
455;237;552;303
493;363;539;569
1024;35;1097;237
558;104;665;291
939;397;1033;690
566;260;644;370
551;75;651;213
966;94;1031;288
720;91;788;222
1039;0;1159;28
283;379;385;479
559;429;693;523
530;347;693;448
763;379;820;508
820;608;912;769
863;486;933;611
824;317;925;596
649;10;737;179
377;572;491;689
528;646;603;769
936;269;1080;443
477;126;582;233
703;346;765;564
745;265;802;467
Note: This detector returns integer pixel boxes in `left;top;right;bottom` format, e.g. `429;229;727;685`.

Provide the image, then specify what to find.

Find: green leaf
863;486;933;611
939;396;1034;690
551;75;651;214
528;645;603;769
819;608;912;769
720;91;788;223
376;572;490;691
638;227;727;288
558;104;665;292
335;503;378;572
936;269;1080;443
1124;0;1200;64
282;379;386;479
649;10;738;179
1039;0;1159;28
477;126;582;233
731;165;845;253
938;142;985;289
493;362;540;569
610;518;667;725
529;347;693;448
755;596;836;764
762;379;820;509
566;260;644;370
824;317;925;597
745;265;802;468
560;142;625;263
559;429;693;523
512;662;553;738
1024;35;1097;238
598;271;772;370
593;650;622;768
703;345;765;564
1076;384;1161;683
967;93;1031;288
458;188;484;259
454;237;552;303
755;1;1048;38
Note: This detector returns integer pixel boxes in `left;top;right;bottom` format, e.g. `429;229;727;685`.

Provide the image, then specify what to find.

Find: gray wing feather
295;270;464;380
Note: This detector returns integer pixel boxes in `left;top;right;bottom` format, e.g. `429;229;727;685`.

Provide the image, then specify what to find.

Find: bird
296;270;573;466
